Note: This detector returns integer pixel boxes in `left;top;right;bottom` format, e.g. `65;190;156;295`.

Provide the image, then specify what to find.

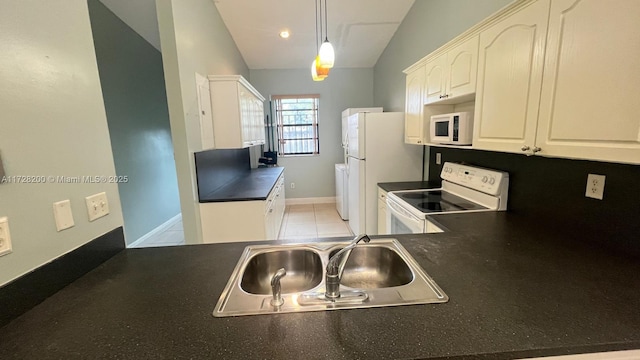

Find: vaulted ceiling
99;0;415;70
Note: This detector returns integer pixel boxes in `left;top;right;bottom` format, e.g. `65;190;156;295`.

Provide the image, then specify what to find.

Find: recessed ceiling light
279;30;290;39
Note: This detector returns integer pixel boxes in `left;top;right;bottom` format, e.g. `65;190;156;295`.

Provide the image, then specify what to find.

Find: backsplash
194;148;250;200
428;147;640;255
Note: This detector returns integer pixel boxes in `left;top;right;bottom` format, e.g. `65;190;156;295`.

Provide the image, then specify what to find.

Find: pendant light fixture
318;0;335;69
311;0;328;81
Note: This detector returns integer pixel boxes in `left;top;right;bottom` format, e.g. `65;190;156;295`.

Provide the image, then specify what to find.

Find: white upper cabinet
424;54;447;104
204;75;266;150
446;35;479;100
424;35;479;104
472;0;549;154
535;0;640;164
405;66;426;144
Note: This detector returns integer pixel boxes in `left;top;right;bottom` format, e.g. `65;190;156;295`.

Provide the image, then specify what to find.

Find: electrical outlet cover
0;216;12;257
53;200;75;231
85;192;109;221
585;174;606;200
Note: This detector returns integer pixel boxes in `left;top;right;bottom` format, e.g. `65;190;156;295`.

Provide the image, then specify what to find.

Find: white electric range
386;162;509;234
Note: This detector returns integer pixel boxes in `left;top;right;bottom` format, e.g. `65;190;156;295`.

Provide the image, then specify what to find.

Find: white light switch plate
85;192;109;221
585;174;606;200
53;200;75;231
0;216;13;256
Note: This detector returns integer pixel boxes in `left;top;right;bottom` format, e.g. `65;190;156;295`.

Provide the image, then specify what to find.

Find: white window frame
272;94;320;156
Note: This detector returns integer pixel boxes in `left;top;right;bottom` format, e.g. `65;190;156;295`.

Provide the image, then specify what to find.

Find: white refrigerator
336;107;383;220
347;112;423;235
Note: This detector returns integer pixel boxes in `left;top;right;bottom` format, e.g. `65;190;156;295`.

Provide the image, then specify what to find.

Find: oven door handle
386;197;423;224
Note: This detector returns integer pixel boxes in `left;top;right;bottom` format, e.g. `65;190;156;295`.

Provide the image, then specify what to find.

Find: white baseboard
285;197;336;205
127;213;182;248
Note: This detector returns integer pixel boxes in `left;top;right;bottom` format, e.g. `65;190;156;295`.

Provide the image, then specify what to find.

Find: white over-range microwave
430;112;473;145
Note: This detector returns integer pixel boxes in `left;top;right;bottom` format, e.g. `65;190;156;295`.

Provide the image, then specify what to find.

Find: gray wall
373;0;513;111
87;0;181;245
250;68;375;199
0;1;124;286
157;0;250;244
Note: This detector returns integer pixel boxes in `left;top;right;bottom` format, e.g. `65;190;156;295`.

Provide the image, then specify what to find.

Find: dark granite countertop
1;212;640;359
199;166;284;202
378;181;441;192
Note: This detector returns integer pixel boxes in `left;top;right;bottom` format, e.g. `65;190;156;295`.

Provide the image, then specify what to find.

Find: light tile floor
130;219;185;248
130;203;351;247
278;203;353;241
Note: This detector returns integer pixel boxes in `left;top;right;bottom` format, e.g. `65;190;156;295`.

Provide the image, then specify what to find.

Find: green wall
250;68;375;199
88;0;180;245
157;0;250;244
0;0;124;286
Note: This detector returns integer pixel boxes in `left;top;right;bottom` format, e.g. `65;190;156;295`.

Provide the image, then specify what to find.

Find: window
272;94;320;156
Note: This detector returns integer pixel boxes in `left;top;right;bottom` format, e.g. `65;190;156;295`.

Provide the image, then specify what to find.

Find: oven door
386;197;425;234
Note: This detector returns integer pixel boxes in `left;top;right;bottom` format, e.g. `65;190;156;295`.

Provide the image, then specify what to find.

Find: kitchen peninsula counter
198;166;284;203
1;212;639;359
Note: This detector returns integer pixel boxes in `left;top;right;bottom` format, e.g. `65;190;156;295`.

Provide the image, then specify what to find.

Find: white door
347;113;365;159
347;157;365;235
196;73;214;150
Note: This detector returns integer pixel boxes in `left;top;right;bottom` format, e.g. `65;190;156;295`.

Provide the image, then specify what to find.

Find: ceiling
99;0;162;51
98;0;415;70
214;0;415;69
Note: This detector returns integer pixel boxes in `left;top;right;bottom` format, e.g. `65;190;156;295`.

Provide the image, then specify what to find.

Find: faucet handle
270;268;286;307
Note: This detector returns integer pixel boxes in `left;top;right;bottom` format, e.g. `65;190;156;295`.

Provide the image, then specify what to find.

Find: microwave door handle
387;198;422;224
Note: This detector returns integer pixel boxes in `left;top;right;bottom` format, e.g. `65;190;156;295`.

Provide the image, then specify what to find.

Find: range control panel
440;162;508;196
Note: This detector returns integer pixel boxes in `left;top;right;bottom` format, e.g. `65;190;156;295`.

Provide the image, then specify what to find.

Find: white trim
285;197;336;205
127;213;182;248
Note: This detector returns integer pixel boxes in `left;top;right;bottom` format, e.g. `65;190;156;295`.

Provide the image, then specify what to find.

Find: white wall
250;68;375;198
156;0;249;244
373;0;513;111
0;1;124;286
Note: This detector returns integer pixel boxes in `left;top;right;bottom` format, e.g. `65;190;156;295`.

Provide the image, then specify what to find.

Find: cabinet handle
532;147;542;153
521;146;530;152
417;140;422;144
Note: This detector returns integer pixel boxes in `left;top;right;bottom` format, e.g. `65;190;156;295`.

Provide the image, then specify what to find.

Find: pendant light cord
315;0;319;52
318;0;323;50
324;0;329;42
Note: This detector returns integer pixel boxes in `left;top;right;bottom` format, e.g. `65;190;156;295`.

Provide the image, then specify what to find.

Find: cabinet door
535;0;640;164
238;87;252;147
264;204;276;240
377;198;387;235
446;35;479;99
424;54;447;104
404;66;426;144
473;0;550;153
254;97;265;145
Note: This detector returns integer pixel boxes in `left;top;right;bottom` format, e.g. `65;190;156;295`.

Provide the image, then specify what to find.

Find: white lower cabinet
377;187;388;235
200;174;285;243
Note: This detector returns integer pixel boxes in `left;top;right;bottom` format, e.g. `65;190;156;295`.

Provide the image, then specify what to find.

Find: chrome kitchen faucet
325;234;371;300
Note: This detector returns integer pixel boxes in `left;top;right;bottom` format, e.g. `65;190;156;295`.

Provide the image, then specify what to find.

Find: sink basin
213;238;448;317
332;246;414;289
240;249;322;294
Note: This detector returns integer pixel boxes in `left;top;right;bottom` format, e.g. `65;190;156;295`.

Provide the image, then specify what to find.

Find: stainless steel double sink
213;238;448;317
